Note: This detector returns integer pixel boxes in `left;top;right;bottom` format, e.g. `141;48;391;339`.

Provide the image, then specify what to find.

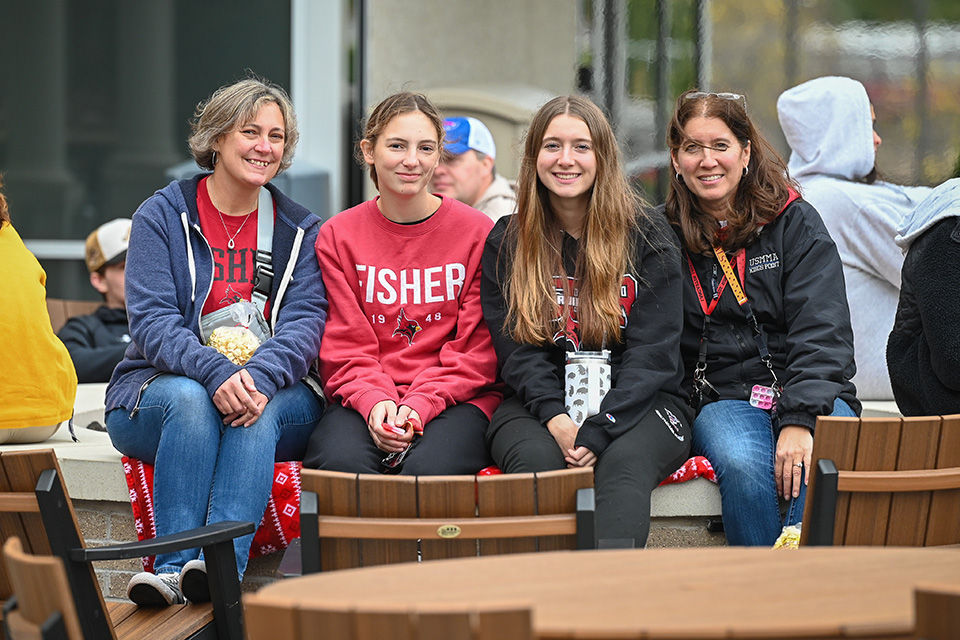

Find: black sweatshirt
57;306;130;383
888;216;960;416
480;210;687;456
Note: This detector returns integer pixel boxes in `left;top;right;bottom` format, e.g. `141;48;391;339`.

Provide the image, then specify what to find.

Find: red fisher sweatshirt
316;196;501;428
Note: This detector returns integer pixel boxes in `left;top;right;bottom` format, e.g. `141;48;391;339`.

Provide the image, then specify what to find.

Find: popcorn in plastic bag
200;301;270;365
207;326;261;365
773;524;801;549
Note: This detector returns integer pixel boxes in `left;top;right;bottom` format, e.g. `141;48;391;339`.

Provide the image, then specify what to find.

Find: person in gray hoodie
777;76;931;400
887;178;960;416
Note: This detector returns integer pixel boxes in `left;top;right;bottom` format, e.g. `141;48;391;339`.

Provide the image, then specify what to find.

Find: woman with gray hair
105;76;327;606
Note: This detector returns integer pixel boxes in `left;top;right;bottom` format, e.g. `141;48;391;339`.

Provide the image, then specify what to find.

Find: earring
675;172;683;183
211;151;218;166
742;166;749;177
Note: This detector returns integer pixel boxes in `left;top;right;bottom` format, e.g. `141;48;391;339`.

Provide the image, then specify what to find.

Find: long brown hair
665;90;797;255
505;95;642;347
0;176;9;227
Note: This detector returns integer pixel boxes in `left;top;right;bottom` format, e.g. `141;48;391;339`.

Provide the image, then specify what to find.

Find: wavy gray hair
189;75;298;174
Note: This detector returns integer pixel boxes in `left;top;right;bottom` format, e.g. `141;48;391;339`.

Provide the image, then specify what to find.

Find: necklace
216;208;254;249
209;184;255;249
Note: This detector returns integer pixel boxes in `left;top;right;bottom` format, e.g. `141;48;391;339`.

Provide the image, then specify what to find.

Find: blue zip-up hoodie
105;175;327;414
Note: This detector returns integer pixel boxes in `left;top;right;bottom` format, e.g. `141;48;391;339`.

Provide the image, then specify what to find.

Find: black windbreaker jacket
57;305;130;383
668;198;860;431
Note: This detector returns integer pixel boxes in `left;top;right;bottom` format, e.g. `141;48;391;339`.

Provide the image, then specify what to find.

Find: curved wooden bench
297;467;595;573
244;593;533;640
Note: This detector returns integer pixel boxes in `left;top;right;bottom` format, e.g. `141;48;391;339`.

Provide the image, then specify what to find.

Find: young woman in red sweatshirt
303;92;501;474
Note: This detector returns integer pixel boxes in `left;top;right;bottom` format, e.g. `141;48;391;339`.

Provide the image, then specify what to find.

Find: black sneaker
127;571;185;606
180;559;210;603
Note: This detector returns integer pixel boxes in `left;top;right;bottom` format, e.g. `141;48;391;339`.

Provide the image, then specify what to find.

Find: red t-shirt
197;177;261;316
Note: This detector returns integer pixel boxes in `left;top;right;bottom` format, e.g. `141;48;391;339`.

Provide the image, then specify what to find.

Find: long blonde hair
505;96;643;347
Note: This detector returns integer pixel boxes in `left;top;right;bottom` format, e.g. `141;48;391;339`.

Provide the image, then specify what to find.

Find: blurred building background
1;0;958;298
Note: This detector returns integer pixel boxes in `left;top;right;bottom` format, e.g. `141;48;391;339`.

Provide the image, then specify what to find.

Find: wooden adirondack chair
801;414;960;546
2;537;81;640
0;449;253;640
914;583;960;640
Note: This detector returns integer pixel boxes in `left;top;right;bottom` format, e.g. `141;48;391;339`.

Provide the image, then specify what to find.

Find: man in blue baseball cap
431;116;516;221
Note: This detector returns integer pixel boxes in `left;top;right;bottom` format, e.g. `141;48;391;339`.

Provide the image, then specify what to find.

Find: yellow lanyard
713;246;747;306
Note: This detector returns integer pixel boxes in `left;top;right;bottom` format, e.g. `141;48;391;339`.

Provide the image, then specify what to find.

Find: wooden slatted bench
295;467;595;573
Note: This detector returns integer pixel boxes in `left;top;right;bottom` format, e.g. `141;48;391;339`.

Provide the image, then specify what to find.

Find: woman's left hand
565;446;597;468
395;406;422;436
215;369;266;427
775;425;813;500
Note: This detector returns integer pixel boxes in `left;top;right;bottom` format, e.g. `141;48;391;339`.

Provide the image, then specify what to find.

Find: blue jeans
106;374;322;578
691;397;856;546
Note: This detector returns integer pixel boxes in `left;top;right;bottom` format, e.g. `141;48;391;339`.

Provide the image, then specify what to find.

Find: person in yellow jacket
0;176;77;443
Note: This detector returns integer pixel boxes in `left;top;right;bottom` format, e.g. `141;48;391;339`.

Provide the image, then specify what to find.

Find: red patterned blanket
122;457;302;573
122;455;715;572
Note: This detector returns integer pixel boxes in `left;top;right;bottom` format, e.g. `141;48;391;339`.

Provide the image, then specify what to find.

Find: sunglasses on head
683;91;747;109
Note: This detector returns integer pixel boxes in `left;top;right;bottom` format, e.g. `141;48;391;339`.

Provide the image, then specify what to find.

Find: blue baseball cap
442;117;496;159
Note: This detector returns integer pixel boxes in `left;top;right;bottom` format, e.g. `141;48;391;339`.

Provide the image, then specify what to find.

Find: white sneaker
180;559;210;603
127;571;185;606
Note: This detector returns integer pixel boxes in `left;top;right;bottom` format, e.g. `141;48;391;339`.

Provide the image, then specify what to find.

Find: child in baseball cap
85;218;131;274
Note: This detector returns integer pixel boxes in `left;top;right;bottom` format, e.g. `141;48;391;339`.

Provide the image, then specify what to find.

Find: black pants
486;393;692;547
303;401;493;475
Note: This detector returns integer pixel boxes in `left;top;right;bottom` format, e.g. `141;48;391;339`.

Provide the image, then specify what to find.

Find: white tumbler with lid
564;350;611;427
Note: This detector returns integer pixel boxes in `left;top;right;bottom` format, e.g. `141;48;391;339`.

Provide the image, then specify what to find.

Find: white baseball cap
85;218;131;273
442;116;496;159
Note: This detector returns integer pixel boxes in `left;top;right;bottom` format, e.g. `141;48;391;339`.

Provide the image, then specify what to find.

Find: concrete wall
366;0;578;100
365;0;580;186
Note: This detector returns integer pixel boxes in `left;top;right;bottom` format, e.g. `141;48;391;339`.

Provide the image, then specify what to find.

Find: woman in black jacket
481;96;691;548
664;90;860;546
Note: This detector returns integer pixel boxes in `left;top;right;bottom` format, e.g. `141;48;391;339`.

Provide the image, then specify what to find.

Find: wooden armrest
69;520;255;562
837;467;960;493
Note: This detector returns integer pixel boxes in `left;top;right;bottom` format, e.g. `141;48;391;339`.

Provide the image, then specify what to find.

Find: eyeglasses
683;91;747;109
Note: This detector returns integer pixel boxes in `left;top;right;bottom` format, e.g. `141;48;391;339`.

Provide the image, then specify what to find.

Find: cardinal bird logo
220;285;244;305
392;308;422;346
